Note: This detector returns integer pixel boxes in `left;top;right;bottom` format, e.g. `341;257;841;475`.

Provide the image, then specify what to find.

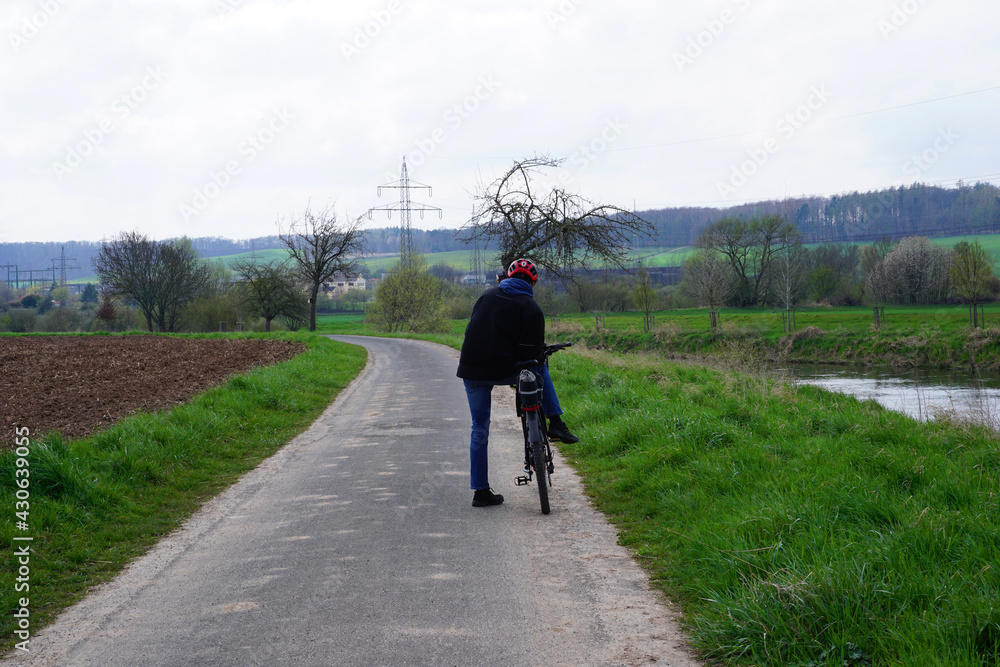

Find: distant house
461;273;489;286
322;275;366;298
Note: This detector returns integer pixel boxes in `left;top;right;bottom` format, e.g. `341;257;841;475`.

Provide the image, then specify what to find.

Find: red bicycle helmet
507;259;538;285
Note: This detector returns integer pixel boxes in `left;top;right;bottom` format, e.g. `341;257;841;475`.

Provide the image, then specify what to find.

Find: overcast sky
2;0;998;244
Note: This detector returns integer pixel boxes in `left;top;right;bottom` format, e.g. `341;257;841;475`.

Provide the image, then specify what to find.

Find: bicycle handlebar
544;342;572;356
515;342;573;370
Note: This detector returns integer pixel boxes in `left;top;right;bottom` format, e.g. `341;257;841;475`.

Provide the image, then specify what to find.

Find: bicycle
513;342;572;515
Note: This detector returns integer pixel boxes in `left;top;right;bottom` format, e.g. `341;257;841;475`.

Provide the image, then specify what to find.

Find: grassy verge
0;333;367;649
548;348;1000;666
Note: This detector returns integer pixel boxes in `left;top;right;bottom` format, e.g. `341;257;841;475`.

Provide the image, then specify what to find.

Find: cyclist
456;258;579;507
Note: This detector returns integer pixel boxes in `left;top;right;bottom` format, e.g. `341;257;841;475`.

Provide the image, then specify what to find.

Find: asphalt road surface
5;336;700;666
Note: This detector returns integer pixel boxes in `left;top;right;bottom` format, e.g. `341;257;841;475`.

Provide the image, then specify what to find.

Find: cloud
1;0;998;242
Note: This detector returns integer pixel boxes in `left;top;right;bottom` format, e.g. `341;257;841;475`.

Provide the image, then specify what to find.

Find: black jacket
456;284;545;382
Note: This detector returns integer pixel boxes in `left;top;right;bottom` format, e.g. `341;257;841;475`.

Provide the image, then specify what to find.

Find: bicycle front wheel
526;411;550;515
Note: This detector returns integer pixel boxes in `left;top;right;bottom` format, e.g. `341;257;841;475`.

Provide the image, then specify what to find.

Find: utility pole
367;156;442;269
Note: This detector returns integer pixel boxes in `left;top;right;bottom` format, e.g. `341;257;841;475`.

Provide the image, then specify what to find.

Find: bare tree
682;249;734;331
92;231;159;331
632;265;657;331
152;239;211;332
93;232;209;332
462;156;652;279
775;238;806;331
231;259;307;332
279;202;367;331
862;237;895;328
698;215;799;306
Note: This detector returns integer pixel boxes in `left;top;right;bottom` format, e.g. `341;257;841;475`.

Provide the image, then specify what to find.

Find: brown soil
0;335;306;446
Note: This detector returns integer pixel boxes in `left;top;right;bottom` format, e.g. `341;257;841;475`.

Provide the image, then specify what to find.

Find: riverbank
547;307;1000;371
549;347;1000;665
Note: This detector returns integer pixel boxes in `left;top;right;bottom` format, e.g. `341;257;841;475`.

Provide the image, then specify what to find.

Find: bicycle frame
514;368;553;487
511;342;571;514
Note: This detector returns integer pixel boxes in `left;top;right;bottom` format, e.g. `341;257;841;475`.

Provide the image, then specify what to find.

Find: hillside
4;181;998;287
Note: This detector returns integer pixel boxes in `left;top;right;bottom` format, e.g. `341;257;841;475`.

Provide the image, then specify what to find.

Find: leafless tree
93;231;159;331
862;237;895;327
462;156;652;279
698;215;799;306
632;265;657;331
153;239;212;332
231;259;307;332
774;239;806;331
278;202;367;331
682;249;735;331
93;231;209;332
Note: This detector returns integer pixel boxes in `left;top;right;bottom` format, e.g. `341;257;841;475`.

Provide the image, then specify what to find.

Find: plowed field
1;335;305;446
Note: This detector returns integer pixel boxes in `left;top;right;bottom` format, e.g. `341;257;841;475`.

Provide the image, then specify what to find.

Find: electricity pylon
50;246;79;286
367;157;441;269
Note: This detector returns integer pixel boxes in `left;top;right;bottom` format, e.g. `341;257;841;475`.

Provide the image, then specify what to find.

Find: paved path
5;336;699;666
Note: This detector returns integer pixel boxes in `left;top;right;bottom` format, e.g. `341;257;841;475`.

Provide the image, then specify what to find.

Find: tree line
6;181;995;283
638;181;1000;247
682;215;999;330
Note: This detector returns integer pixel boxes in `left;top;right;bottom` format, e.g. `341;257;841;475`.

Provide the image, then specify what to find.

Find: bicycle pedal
515;475;531;486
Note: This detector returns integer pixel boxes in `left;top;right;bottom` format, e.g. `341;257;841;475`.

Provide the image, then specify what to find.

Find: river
776;363;1000;425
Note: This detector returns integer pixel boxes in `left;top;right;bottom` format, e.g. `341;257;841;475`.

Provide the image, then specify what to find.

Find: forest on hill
2;181;997;284
641;181;1000;246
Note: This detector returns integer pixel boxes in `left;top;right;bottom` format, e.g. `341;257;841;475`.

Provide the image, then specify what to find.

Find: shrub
6;308;37;332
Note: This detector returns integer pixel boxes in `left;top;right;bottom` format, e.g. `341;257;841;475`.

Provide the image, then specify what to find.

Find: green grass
0;332;367;649
546;304;1000;370
548;348;1000;666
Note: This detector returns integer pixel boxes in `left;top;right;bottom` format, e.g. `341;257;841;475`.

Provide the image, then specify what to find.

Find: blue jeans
463;366;562;491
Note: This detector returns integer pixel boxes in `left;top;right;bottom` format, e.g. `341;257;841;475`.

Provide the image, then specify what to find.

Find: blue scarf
499;277;534;298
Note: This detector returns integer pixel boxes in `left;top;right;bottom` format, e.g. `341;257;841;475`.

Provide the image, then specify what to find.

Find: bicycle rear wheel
525;411;550;514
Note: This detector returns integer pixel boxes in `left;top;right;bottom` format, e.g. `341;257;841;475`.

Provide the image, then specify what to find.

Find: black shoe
547;416;580;444
472;488;504;507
